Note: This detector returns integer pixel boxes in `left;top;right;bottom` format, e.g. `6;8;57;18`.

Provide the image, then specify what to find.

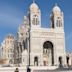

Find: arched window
32;18;35;25
36;18;39;25
43;61;47;66
56;17;62;27
56;20;59;27
20;43;22;52
9;59;13;64
32;15;39;25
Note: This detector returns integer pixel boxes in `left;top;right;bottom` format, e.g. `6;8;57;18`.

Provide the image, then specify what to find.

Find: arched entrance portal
43;41;54;66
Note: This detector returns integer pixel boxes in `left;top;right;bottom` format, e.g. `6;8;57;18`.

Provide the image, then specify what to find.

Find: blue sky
0;0;72;52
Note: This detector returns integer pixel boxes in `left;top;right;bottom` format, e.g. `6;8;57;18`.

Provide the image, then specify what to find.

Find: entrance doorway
66;56;69;66
59;56;63;67
34;56;38;66
43;41;54;66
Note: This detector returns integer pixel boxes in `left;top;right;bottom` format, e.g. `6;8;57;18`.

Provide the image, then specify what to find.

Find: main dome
30;2;39;10
52;4;61;13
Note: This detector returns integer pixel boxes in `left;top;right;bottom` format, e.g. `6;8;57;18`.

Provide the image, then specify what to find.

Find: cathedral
0;1;67;67
16;1;66;67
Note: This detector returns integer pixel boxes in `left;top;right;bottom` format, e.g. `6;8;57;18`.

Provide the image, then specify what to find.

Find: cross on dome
30;0;39;10
55;3;58;6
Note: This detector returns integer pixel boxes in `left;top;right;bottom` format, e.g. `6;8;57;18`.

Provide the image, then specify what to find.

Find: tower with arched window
28;1;41;29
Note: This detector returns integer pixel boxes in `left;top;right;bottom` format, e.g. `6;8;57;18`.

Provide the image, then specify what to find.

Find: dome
30;2;39;10
52;4;61;13
6;34;14;39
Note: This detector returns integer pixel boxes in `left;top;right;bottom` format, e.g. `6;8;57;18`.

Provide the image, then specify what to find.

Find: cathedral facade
17;1;66;67
0;1;67;67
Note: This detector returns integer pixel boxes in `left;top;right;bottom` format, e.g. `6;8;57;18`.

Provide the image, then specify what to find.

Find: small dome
53;4;61;13
30;2;39;10
6;34;14;39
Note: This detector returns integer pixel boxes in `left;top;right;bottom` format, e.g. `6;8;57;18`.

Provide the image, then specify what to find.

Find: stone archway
43;41;54;66
59;56;63;67
59;56;62;64
66;56;69;67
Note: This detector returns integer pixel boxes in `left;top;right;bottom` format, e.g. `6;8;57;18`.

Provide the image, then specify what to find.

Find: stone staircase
0;66;72;72
33;68;72;72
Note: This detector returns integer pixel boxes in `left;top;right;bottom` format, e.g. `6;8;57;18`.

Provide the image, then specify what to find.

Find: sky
0;0;72;52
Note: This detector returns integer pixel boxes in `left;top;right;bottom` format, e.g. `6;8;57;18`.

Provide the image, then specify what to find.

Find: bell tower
50;4;64;31
28;1;41;29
